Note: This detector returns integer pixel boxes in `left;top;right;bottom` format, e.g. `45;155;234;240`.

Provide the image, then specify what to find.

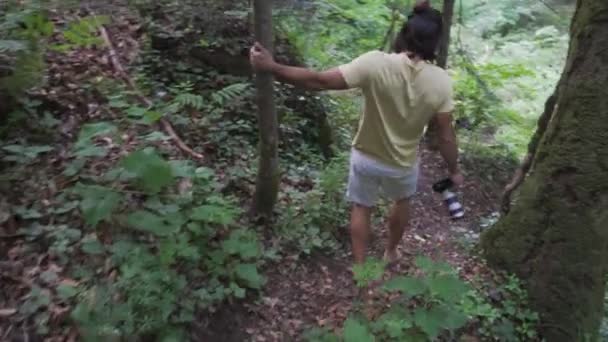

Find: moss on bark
481;1;608;340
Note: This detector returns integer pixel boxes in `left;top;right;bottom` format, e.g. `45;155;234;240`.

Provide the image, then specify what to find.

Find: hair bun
413;0;431;13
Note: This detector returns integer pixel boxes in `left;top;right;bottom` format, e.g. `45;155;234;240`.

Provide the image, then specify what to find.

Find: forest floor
1;7;509;342
195;147;501;342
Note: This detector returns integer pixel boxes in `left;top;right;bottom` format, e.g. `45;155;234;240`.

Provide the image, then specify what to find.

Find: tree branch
379;6;399;51
98;25;204;161
538;0;560;15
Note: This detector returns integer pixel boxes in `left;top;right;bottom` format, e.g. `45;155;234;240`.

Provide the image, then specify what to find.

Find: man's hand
250;42;276;73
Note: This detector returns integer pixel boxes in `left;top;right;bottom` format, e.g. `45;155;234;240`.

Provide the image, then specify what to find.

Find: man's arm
435;112;463;184
271;65;348;91
250;42;349;91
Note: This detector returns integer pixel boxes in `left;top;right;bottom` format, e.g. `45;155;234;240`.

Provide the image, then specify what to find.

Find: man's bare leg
385;198;410;262
350;203;372;264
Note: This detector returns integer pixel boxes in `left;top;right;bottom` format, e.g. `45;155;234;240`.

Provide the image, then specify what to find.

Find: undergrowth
305;258;540;341
1;2;346;338
1;0;587;341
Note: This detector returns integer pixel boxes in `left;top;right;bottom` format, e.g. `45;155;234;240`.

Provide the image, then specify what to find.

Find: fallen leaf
59;278;80;287
0;308;17;317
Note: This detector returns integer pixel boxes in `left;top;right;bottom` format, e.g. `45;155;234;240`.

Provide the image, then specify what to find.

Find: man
249;4;463;264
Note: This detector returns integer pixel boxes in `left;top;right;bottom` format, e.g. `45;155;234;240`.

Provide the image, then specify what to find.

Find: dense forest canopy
2;0;605;341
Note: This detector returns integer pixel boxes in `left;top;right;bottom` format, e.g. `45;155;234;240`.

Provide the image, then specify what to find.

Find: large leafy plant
0;3;53;95
51;122;266;339
373;257;470;340
307;257;471;341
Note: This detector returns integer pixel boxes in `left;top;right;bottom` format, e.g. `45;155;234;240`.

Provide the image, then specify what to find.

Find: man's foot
383;249;399;264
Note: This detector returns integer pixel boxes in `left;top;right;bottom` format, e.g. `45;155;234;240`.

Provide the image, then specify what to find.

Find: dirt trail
198;147;501;342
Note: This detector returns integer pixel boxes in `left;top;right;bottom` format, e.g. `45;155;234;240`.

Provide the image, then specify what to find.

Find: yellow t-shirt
339;51;454;168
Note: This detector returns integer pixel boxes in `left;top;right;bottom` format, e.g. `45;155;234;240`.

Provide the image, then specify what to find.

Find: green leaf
2;144;54;164
109;240;138;263
143;110;163;124
383;276;426;297
230;282;246;299
75;185;122;227
436;305;469;330
158;328;188;342
414;256;452;274
375;309;412;338
143;131;171;142
343;317;375;342
56;284;79;301
74;145;108;158
190;204;237;225
126;106;147;118
20;286;51;315
0;39;27;52
81;235;105;255
352;258;386;288
234;263;265;289
194;167;215;180
40;270;58;284
14;206;43;219
121;149;174;193
221;229;260;259
73;122;117;158
169;160;195;178
75;122;117;146
126;210;183;236
51;201;79;214
427;275;469;303
492;319;518;342
413;307;443;339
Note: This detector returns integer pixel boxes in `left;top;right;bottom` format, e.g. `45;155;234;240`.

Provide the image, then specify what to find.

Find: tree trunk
436;0;455;69
481;1;608;340
252;0;280;218
425;0;455;149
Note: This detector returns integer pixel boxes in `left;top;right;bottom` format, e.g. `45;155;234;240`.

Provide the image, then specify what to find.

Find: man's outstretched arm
250;42;349;91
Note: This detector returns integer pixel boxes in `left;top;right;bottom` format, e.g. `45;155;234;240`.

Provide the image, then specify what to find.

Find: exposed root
501;91;558;214
501;153;532;213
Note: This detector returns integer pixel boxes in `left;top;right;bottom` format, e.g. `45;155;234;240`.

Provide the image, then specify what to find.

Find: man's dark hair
393;5;443;60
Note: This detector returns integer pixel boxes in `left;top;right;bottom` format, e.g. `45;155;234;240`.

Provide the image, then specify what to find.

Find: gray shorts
346;148;419;207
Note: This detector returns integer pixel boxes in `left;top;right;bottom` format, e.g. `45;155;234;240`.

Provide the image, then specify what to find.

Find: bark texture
482;1;608;340
252;0;280;217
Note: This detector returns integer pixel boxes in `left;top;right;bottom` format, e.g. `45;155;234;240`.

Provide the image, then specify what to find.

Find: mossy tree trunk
252;0;280;218
481;1;608;340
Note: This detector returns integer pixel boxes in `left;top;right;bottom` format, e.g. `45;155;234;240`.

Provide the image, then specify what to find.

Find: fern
211;82;251;105
173;93;205;111
0;40;27;53
53;16;110;52
0;8;52;95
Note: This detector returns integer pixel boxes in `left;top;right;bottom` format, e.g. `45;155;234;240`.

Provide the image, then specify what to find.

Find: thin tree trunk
252;0;280;218
436;0;455;69
481;1;608;340
380;6;399;51
425;0;455;149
